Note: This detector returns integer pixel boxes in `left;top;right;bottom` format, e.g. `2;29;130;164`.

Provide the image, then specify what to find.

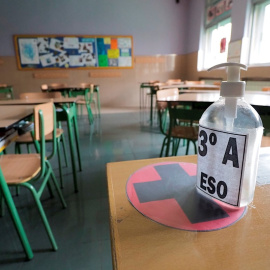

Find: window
249;0;270;65
203;18;232;69
198;0;233;70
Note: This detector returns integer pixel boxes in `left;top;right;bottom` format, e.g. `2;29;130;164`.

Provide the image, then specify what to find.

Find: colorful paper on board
111;39;118;49
97;38;106;55
104;37;111;44
120;48;130;57
126;162;247;232
108;49;119;59
98;55;108;67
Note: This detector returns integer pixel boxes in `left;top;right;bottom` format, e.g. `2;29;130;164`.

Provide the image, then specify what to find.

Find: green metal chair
0;102;67;251
156;88;179;157
14;92;69;189
0;166;33;260
68;83;94;125
166;104;204;157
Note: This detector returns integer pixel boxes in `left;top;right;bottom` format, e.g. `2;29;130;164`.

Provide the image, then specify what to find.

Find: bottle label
196;125;248;206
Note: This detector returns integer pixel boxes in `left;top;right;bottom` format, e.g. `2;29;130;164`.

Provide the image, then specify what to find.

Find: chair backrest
33;102;57;174
168;104;204;127
20;92;62;99
156;88;179;100
156;89;179;136
34;102;54;140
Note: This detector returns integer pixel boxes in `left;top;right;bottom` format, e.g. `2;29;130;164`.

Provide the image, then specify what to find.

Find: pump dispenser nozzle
208;62;247;129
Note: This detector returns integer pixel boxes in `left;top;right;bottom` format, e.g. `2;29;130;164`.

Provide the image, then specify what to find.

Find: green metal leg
27;144;32;153
48;163;67;209
15;143;21;154
66;113;79;192
185;140;191;155
85;102;94;125
95;87;101;118
60;133;68;167
56;137;64;189
21;182;58;251
0;181;33;260
73;109;82;171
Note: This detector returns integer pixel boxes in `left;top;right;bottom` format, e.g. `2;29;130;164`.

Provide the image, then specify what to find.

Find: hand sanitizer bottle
196;62;263;207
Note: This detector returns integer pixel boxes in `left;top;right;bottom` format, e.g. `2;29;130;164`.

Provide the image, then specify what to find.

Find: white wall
0;0;189;56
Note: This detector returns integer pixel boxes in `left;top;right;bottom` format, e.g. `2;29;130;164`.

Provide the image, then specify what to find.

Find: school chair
0;102;67;251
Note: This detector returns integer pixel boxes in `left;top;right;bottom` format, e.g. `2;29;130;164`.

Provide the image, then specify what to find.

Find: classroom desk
157;92;270;111
0;97;78;105
42;84;101;117
0;105;34;131
146;84;219;125
107;150;270;270
159;83;220;90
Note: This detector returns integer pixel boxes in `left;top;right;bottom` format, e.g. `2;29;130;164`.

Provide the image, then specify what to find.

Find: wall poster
14;35;133;70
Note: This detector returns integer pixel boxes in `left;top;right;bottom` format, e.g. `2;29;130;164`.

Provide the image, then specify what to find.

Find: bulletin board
13;35;133;70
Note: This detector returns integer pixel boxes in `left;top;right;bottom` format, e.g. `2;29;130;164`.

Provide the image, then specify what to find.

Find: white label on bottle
196;125;248;206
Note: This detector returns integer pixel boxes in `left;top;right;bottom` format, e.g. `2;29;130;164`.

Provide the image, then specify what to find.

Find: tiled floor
0;108;196;270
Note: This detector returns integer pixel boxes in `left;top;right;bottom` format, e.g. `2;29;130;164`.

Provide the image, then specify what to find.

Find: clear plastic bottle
196;63;263;207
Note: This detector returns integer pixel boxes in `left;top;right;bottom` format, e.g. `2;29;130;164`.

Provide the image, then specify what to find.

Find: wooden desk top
0;105;34;130
0;97;78;105
107;152;270;270
160;83;220;90
158;92;270;107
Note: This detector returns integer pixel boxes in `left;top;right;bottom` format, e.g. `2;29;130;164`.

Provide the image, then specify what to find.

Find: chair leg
66;115;79;192
159;137;168;157
15;143;21;154
95;88;101;118
56;137;64;189
27;144;32;153
172;138;181;156
192;141;197;154
21;182;58;251
0;184;33;259
60;133;68;167
73;114;82;171
58;123;68;167
185;140;191;155
165;136;172;157
47;162;67;209
85;103;94;125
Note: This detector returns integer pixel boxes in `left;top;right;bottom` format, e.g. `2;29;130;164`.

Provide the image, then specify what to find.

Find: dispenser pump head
208;62;247;97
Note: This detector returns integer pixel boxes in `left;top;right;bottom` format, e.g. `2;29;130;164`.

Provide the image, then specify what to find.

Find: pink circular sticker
126;162;247;231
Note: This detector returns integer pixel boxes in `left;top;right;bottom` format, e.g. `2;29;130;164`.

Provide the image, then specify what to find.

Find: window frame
249;0;270;66
199;17;232;71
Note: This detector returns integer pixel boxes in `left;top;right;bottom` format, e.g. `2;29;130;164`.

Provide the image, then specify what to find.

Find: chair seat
171;126;198;140
16;128;64;143
0;154;41;184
